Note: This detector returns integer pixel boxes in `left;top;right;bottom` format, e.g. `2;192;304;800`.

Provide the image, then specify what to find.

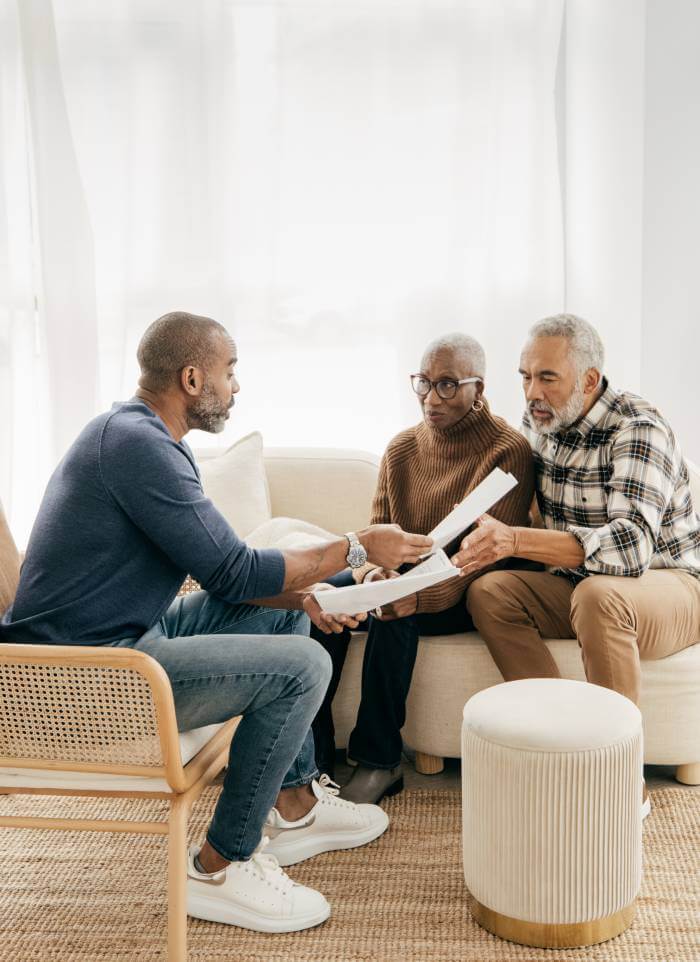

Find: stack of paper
313;467;518;615
314;549;458;615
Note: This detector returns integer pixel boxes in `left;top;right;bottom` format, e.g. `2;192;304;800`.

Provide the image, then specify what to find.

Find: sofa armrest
263;447;380;535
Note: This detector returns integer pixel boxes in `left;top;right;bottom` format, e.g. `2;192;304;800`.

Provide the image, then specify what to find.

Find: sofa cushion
0;722;225;793
332;631;700;765
197;432;272;538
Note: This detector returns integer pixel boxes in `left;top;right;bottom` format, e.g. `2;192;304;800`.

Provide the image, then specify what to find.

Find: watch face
347;543;368;568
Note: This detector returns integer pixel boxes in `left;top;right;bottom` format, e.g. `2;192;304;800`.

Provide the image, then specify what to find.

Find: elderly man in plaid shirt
455;314;700;724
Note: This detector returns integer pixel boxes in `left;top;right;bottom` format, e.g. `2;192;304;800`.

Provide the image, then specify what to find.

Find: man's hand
302;585;367;635
451;514;516;576
360;524;432;570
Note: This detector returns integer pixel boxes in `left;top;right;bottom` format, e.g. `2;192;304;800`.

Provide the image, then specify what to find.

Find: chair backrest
0;500;20;615
0;644;183;781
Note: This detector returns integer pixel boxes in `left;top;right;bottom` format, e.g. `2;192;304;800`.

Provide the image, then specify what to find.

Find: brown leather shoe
339;764;403;804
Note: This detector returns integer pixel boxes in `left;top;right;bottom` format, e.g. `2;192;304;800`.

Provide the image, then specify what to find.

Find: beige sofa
259;446;700;785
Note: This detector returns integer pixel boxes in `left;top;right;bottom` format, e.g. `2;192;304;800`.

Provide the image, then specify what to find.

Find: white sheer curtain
1;0;566;544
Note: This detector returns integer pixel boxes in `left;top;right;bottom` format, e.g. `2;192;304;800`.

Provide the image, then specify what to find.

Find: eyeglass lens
411;376;459;400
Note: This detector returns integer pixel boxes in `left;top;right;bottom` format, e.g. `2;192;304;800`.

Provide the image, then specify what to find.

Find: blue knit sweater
0;400;285;645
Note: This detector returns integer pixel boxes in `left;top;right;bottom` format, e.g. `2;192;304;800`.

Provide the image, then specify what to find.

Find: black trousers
311;570;473;776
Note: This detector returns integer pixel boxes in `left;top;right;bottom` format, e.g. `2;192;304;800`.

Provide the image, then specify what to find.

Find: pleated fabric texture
462;684;643;925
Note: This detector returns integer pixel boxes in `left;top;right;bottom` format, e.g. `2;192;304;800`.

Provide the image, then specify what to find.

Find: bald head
420;332;486;378
137;311;231;392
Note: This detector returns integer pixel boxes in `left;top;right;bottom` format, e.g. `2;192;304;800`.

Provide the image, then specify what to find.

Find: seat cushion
332;631;700;764
462;677;641;752
0;722;225;793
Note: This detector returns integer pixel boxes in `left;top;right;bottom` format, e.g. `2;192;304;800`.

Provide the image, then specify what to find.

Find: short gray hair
527;313;604;376
137;311;229;391
421;332;486;377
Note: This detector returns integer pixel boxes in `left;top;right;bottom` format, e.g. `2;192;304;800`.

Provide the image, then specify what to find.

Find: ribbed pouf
462;678;643;949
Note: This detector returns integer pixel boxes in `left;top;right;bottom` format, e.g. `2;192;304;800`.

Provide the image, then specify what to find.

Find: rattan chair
0;641;239;962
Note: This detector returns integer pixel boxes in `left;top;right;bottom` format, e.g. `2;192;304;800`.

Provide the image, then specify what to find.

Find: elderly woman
311;332;535;803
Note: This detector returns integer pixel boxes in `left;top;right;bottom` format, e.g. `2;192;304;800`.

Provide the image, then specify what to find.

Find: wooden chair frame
0;642;239;962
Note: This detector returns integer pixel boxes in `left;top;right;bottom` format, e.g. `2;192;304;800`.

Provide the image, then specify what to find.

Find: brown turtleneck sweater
359;401;534;613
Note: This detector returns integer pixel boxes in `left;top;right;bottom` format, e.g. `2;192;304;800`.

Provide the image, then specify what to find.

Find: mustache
529;401;554;415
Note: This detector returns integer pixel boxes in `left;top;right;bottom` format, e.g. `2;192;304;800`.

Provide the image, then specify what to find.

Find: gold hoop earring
472;398;484;413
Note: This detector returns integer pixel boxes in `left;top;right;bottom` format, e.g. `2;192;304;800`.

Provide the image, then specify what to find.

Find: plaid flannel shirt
522;379;700;583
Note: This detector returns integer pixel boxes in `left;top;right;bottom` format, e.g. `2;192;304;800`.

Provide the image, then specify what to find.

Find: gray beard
527;380;587;436
188;381;229;434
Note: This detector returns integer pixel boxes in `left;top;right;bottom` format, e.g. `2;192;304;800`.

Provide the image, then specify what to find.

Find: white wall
564;0;646;393
641;0;700;464
565;0;699;465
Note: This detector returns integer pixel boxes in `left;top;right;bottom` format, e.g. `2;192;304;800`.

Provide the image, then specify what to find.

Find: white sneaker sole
187;893;331;933
642;796;651;820
268;811;390;867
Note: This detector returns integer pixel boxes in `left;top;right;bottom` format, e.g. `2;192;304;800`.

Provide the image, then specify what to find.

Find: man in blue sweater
0;311;432;933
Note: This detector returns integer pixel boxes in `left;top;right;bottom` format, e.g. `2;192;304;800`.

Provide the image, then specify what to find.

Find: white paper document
312;467;519;615
425;467;518;552
313;549;459;615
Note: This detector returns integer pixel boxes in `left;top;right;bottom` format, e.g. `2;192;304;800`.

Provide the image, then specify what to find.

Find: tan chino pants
466;568;700;704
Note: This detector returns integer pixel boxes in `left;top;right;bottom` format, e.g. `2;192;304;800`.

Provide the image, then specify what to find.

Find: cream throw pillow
197;432;272;539
246;516;337;550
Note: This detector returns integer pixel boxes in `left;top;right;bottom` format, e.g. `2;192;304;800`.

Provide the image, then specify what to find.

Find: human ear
181;365;201;396
583;368;601;396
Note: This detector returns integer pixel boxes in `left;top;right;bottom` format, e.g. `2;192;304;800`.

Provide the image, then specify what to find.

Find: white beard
527;379;587;435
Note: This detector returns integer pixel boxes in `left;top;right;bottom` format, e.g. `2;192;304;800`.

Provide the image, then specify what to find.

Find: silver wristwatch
344;531;368;569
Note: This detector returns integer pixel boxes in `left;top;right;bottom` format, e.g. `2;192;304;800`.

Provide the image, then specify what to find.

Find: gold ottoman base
471;897;636;949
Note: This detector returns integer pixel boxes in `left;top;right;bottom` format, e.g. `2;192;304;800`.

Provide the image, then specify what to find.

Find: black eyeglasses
410;374;483;400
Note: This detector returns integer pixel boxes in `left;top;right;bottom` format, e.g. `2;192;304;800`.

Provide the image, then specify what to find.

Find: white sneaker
186;837;330;933
264;774;390;867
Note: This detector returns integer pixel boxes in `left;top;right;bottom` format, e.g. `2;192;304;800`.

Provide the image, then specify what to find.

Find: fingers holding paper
366;568;419;619
303;586;368;635
362;523;433;569
363;567;399;584
451;514;517;575
376;592;418;621
314;550;458;616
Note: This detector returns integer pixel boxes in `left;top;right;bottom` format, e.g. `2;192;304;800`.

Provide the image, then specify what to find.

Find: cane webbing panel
0;661;162;767
178;575;201;597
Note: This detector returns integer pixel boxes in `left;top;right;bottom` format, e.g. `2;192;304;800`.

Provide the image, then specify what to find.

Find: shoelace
248;837;294;892
316;773;359;810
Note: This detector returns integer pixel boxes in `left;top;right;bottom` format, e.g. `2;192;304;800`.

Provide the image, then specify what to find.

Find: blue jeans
113;590;332;861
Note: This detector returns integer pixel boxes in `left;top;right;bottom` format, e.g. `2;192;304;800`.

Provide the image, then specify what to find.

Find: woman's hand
376;592;418;621
365;568;418;621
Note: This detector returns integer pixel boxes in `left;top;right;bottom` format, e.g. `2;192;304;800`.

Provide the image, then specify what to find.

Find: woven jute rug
0;787;698;962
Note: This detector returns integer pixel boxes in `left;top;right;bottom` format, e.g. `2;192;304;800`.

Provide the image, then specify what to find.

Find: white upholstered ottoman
461;678;643;949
